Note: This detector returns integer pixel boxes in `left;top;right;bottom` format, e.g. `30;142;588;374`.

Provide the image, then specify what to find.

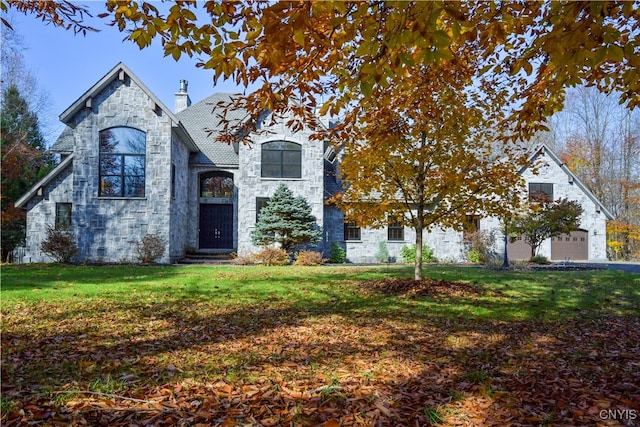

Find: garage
551;229;589;261
507;236;534;261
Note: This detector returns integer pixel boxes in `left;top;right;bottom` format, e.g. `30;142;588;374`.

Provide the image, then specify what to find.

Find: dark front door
199;204;234;249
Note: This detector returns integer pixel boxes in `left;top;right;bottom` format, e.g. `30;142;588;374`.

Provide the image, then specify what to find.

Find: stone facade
16;63;612;264
236;122;326;256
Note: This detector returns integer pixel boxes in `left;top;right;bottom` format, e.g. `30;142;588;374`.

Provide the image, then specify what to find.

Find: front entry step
178;252;235;265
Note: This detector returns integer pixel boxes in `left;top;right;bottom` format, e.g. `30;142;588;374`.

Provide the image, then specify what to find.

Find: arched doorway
199;172;234;250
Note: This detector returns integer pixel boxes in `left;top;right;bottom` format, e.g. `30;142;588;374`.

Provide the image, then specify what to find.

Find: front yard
1;264;639;426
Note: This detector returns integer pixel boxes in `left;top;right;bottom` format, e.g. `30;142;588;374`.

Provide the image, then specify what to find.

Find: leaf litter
2;278;639;426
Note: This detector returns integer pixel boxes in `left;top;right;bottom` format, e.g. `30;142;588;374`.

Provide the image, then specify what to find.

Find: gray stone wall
342;223;466;263
168;133;192;261
236;121;325;256
22;164;74;263
334;150;610;264
29;76;177;263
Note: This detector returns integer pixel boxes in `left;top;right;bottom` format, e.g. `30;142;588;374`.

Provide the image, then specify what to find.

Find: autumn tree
329;33;527;279
553;87;640;260
3;1;639;144
510;198;584;259
251;184;321;253
1;85;54;261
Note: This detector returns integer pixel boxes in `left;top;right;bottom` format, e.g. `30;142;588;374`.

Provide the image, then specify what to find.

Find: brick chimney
175;79;191;113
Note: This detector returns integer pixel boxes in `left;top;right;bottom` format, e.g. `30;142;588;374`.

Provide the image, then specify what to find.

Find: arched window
99;127;146;197
200;171;234;198
261;140;301;178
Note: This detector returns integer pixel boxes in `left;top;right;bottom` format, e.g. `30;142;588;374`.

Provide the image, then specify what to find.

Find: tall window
171;164;176;199
344;221;361;241
387;220;404;241
529;183;553;202
200;171;234;198
55;203;72;230
261;140;302;178
99;127;146;197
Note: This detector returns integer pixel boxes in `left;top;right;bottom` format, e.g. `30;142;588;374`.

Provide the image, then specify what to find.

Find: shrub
400;244;437;263
135;234;167;264
529;254;549;264
463;231;497;264
467;248;483;263
328;241;346;263
375;241;390;263
254;247;289;266
294;250;325;266
40;226;78;263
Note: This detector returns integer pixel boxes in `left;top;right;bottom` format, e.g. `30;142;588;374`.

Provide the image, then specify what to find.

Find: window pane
282;163;301;178
256;197;270;222
99;128;145;154
98;127;146;197
124;155;145;176
262;163;282;178
201;175;234;197
282;151;302;178
344;222;361;240
100;154;121;175
261;141;301;178
388;221;404;241
263;140;301;151
100;176;122;196
55;203;72;230
124;175;144;197
529;183;553;202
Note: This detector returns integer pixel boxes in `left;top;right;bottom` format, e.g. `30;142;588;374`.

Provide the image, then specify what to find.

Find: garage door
551;230;588;261
508;236;532;261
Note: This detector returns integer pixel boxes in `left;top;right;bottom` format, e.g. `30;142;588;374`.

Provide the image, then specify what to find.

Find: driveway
557;261;640;274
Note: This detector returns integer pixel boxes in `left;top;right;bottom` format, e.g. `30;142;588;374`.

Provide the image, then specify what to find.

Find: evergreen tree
1;84;54;261
251;184;321;253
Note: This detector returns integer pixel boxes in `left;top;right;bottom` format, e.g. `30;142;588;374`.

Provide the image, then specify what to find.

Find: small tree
510;198;584;258
252;184;321;253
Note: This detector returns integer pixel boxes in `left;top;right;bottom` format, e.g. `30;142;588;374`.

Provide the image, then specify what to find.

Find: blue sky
7;3;243;146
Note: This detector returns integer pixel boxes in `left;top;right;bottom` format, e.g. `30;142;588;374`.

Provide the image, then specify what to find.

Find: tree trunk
414;218;424;281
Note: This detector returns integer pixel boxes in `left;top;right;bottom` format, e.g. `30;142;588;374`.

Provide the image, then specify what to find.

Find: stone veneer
236;118;326;256
19;64;609;264
23;75;188;263
22;164;74;262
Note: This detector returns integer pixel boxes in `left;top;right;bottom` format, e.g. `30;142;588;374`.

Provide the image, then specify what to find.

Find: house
16;63;612;264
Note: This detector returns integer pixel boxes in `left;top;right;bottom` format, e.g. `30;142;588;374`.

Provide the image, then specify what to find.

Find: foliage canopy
3;1;639;142
1;85;53;261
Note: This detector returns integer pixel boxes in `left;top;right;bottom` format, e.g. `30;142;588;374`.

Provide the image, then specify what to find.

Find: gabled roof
15;154;74;208
177;93;247;167
523;143;614;220
59;62;198;153
50;126;74;153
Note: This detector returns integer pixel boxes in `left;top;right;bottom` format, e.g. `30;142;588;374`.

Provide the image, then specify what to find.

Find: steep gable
57;62;198;153
523;144;613;220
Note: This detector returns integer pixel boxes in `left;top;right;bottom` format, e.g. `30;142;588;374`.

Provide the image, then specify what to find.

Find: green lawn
2;264;639;426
